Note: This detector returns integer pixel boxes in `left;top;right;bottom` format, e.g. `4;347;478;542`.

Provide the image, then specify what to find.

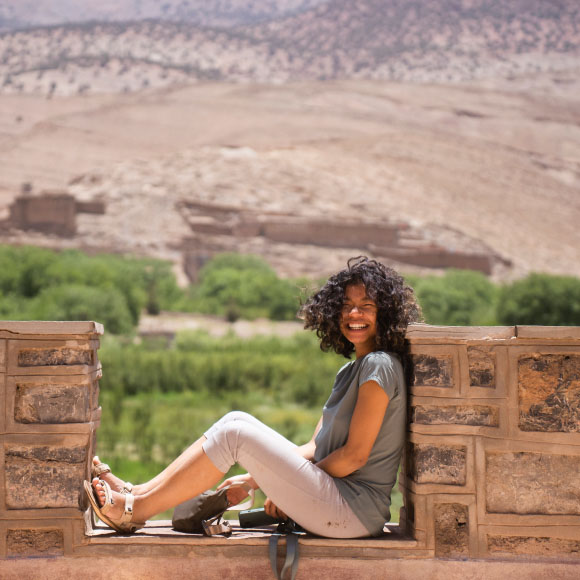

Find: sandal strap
122;482;134;494
120;493;136;524
92;462;111;477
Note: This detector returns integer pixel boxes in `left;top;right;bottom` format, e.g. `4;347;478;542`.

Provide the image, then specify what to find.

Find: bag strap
268;522;301;580
224;481;255;511
201;482;255;537
202;513;233;537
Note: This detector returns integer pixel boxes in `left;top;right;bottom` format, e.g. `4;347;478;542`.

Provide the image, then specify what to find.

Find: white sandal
91;458;134;494
84;479;145;534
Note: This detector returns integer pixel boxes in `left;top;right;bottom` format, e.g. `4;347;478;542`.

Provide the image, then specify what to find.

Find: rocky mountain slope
0;0;327;30
1;0;579;95
0;1;578;283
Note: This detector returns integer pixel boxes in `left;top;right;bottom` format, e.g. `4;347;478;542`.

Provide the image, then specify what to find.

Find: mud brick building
1;322;579;579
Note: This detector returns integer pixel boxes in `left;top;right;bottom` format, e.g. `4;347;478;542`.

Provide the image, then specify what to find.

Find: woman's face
340;284;378;358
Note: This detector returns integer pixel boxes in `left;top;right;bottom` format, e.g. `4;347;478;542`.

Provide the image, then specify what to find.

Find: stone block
0;339;5;370
6;528;64;557
486;451;580;515
412;355;454;388
434;503;469;557
14;382;91;424
412;405;499;427
487;534;580;558
408;443;467;486
17;346;93;368
4;442;86;509
467;347;495;388
518;354;580;432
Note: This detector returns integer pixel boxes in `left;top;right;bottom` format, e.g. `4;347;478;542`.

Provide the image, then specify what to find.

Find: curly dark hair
299;256;421;358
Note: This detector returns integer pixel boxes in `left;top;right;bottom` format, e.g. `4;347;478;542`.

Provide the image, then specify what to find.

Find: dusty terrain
0;0;578;282
0;75;579;281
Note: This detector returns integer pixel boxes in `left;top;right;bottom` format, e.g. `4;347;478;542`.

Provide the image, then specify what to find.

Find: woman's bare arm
315;380;389;478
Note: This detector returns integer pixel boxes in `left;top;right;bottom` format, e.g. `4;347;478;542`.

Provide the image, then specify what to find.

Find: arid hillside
0;77;578;282
0;0;326;30
1;0;579;95
0;1;578;283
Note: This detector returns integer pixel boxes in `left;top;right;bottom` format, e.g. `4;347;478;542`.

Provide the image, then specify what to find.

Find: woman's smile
340;284;378;358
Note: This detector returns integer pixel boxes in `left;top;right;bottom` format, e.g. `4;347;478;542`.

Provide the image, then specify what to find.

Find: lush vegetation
0;245;182;333
185;253;310;321
408;269;498;326
496;272;580;326
2;245;579;331
96;331;348;519
3;244;580;523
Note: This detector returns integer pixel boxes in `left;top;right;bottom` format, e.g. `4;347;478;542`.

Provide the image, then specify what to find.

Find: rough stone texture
486;451;580;515
6;529;64;557
14;382;91;424
0;338;6;368
413;405;499;427
487;535;580;557
408;443;467;485
412;355;454;388
5;444;86;509
434;503;469;557
17;347;93;367
518;354;580;432
468;347;495;388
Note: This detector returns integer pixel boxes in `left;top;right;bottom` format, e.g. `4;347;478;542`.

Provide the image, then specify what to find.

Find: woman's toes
92;478;106;507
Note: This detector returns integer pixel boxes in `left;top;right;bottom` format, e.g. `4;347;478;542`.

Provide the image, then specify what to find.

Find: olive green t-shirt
314;351;406;536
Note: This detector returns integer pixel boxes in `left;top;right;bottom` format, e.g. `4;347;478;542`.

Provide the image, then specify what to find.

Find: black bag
172;488;230;534
172;482;254;536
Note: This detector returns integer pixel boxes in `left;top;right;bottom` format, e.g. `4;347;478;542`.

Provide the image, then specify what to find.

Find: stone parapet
1;321;579;576
400;324;580;560
0;321;103;559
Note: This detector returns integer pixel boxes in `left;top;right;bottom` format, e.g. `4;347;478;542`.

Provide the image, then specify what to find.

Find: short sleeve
358;352;402;401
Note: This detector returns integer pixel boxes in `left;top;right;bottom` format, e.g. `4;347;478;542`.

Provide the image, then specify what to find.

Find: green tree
190;253;302;320
413;269;497;326
497;273;580;325
30;284;135;334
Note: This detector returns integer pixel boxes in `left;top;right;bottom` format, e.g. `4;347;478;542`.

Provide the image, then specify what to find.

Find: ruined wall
374;247;494;275
9;194;77;237
0;322;102;558
400;325;580;560
262;219;400;248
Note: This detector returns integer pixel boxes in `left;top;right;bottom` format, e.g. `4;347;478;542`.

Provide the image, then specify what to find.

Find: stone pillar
0;322;102;558
400;325;580;560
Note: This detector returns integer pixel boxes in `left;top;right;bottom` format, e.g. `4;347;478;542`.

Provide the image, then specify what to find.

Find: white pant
202;411;370;538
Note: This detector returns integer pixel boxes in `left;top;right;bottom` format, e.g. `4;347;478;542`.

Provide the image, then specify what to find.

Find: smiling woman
339;284;378;359
86;256;421;539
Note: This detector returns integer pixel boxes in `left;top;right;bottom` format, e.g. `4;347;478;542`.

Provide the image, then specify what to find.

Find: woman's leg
92;411;369;537
92;439;224;522
96;412;278;496
91;412;283;518
202;416;370;538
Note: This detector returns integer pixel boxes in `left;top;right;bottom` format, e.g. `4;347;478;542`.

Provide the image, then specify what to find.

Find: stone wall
261;218;400;248
400;324;580;560
1;321;579;566
9;193;78;237
374;246;495;275
0;321;102;558
8;193;106;237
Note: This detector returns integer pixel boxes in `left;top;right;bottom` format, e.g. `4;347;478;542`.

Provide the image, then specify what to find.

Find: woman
86;256;420;538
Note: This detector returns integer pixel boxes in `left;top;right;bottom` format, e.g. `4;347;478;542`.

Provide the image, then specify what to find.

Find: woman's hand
264;497;288;520
217;473;258;506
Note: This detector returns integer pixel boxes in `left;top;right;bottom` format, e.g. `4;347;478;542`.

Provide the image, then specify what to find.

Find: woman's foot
85;478;145;534
92;456;134;494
